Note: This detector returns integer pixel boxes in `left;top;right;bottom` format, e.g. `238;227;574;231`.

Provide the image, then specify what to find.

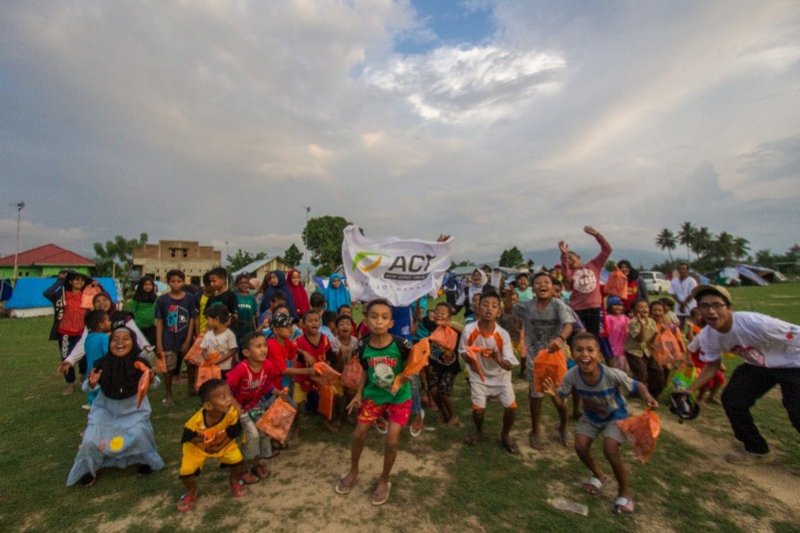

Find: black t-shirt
207;290;238;318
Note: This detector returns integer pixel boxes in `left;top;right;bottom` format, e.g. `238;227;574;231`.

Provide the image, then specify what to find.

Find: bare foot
464;432;481;446
446;416;462;428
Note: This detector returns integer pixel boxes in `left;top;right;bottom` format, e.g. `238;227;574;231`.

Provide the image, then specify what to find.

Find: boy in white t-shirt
687;285;800;464
460;289;520;454
201;306;238;380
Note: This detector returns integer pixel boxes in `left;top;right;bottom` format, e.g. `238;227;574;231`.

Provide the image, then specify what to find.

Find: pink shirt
604;314;629;357
561;234;612;311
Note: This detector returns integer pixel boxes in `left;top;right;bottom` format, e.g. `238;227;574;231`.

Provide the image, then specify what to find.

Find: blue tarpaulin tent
3;277;121;318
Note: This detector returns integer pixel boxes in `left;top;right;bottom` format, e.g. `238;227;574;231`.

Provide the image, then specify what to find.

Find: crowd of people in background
42;225;800;515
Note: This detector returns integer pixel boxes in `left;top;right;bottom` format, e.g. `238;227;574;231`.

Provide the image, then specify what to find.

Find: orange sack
429;325;458;352
313;361;342;386
390;338;431;395
340;356;363;390
133;361;150;409
462;346;487;383
196;364;221;392
616;409;661;464
256;395;297;444
183;337;205;366
652;326;685;369
533;349;567;394
318;384;335;420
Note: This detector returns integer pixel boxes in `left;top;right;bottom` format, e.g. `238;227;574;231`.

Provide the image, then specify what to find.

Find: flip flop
334;475;356;495
177;492;196;513
582;476;607;495
613;496;635;514
371;482;392;506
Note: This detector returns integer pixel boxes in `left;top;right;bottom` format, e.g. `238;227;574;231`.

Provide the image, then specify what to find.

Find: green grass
1;282;799;531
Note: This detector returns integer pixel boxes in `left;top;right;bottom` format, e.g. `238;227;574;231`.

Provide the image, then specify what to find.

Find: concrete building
231;257;292;284
132;240;221;286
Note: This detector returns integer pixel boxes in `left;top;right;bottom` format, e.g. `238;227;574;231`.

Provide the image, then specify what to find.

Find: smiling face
109;329;134;357
471;270;483;285
650;302;665;322
567;252;581;269
697;294;733;332
573;337;602;374
69;276;86;291
516;275;529;290
532;274;553;301
303;311;321;334
93;294;112;312
142;279;154;293
290;271;301;286
269;273;279;286
634;300;650;318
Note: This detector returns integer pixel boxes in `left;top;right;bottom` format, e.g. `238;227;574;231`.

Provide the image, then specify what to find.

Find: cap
692;285;732;305
607;296;623;307
269;312;293;329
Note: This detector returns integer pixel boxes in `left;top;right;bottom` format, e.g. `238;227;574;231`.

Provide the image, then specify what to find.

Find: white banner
341;225;453;307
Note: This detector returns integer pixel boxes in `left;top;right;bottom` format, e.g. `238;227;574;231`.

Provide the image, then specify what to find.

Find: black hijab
95;326;151;400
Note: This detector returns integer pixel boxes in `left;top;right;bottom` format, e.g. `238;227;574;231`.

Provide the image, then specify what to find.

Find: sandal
409;410;425;438
374;417;389;435
177;492;196;513
613;496;635;514
501;439;519;455
371;482;392;506
230;479;248;498
335;474;356;495
251;465;270;480
582;476;607;495
240;471;260;484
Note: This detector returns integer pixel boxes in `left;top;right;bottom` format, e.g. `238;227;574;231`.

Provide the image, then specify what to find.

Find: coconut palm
655;228;677;262
692;227;714;265
677;222;697;262
733;237;750;262
716;231;735;266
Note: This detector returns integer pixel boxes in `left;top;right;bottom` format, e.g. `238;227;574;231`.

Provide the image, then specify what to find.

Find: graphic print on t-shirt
730;345;766;367
370;357;399;389
166;303;190;333
572;268;597;294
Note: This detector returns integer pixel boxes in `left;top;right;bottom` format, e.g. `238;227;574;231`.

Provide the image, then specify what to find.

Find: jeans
722;363;800;454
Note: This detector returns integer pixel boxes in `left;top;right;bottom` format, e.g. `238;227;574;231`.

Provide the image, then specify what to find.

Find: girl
322;273;351;313
233;274;258;343
649;300;686;395
624;299;662;398
455;269;489;316
616;260;648;313
201;306;238;381
603;296;630;374
126;276;157;346
258;270;297;318
44;271;90;394
66;325;164;486
286;269;310;317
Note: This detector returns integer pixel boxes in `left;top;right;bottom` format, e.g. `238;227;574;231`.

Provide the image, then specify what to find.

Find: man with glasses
687;285;800;464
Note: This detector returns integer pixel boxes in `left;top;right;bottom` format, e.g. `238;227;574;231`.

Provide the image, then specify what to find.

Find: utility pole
10;201;25;287
303;206;311;286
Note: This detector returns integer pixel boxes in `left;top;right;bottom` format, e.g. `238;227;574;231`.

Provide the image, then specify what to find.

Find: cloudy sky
2;0;799;264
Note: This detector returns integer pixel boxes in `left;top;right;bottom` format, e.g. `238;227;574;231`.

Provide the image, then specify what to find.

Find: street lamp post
303;206;311;286
10;202;25;286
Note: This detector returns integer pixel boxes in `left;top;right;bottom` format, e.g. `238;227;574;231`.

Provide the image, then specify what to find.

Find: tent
3;277;122;318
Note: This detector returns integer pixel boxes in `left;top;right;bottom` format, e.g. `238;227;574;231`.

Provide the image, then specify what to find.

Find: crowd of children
50;230;739;516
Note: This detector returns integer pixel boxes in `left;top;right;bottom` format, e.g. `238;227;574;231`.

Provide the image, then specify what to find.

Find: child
67;325;164;486
258;270;297;318
201;306;238;380
543;332;658;515
463;293;482;325
323;273;351;313
603;296;630;374
624;299;662;399
659;298;681;331
321;310;338;342
226;332;280;481
44;271;90;394
177;379;248;512
196;272;214;337
685;307;703;342
233;274;258;343
500;289;526;378
155;269;197;406
82;309;111;408
81;280;103;310
309;292;326;314
258;290;288;330
426;302;462;426
514;273;533;302
295;309;335;428
334;299;413;505
460;290;520;454
331;314;358;424
207;267;238;321
287;268;310;316
126;275;158;346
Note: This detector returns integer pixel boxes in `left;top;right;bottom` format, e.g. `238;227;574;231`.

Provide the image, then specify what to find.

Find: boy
425;302;462;426
81;309;111;409
460;290;520;454
156;270;197;406
331;314;358;424
335;298;413;505
177;379;247;512
233;274;258;342
511;272;574;450
259;290;288;330
321;310;338;342
543;332;658;514
295;309;334;423
206;267;238;320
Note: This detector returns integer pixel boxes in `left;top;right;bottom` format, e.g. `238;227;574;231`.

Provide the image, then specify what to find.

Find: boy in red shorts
334;298;412;506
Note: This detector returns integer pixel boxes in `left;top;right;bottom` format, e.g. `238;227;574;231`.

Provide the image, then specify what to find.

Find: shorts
575;416;626;444
428;369;457;397
357;398;412;427
164;351;181;374
469;380;517;410
179;439;243;477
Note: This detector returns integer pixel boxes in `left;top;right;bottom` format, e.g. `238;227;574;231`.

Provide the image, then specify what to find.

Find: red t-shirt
226;359;278;412
295;333;332;392
58;291;85;336
266;337;297;391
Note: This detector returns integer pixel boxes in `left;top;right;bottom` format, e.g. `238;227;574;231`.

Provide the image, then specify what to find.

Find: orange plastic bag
154;355;167;374
429;325;458;352
341;356;363;390
133;361;150;409
605;270;628;299
532;349;567;394
391;338;430;394
196;364;221;392
462;346;487;383
313;361;341;386
318;384;335;420
256;395;297;444
616;409;661;464
183;337;204;366
652;326;684;369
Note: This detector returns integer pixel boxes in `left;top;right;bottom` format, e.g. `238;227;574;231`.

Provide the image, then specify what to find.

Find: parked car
640;271;671;294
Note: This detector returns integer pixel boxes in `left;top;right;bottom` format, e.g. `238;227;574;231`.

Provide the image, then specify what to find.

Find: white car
640;271;671;294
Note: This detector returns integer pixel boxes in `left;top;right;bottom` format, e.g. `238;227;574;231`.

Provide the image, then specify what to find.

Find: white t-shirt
668;276;698;316
201;328;238;370
459;322;518;386
695;312;800;369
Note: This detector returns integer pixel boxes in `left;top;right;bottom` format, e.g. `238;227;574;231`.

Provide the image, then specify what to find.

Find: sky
1;0;799;265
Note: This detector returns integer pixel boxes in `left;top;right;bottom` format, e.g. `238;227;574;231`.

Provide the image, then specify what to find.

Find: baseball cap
692;285;732;305
269;312;293;329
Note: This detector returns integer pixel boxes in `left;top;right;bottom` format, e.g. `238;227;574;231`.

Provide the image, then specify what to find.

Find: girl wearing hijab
322;273;351;313
286;268;310;317
455;269;490;316
66;325;165;486
258;270;297;318
617;260;648;312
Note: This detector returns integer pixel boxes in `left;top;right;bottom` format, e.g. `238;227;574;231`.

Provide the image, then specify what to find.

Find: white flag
341;225;453;307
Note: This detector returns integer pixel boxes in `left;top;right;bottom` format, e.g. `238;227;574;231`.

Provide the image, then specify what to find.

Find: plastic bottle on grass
548;497;589;516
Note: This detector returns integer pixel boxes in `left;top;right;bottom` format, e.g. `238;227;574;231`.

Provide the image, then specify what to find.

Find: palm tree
733;237;750;262
692;227;714;266
655;228;677;262
677;222;697;262
716;231;734;266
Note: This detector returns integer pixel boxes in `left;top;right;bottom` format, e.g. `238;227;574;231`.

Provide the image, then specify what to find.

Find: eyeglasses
698;303;728;311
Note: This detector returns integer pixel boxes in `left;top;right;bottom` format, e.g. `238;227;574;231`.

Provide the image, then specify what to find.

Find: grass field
1;283;799;532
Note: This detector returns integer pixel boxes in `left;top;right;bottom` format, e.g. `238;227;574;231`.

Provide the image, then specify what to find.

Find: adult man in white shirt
668;262;697;328
687;285;800;464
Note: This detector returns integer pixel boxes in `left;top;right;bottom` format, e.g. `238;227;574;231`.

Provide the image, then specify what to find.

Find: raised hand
558;240;569;254
583;226;599;237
